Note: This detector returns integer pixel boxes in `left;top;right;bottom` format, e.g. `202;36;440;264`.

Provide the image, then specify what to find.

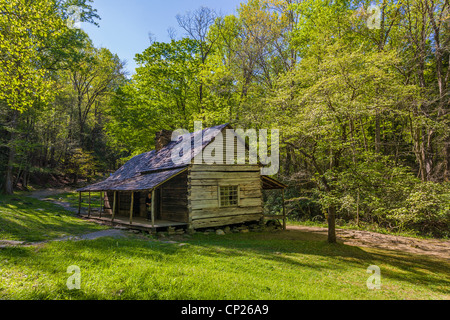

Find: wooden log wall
188;164;263;229
104;191;146;218
160;171;189;223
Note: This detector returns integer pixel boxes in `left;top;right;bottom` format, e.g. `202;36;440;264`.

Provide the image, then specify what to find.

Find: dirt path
27;188;83;214
0;229;127;248
288;225;450;261
27;188;74;200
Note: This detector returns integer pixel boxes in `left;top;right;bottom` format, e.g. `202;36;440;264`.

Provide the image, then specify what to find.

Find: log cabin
76;124;286;231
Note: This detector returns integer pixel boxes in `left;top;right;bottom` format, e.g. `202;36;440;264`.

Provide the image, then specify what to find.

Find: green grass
0;194;449;300
0;194;107;242
44;192;102;210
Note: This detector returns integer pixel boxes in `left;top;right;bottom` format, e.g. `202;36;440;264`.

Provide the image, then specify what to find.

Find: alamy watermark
170;121;280;175
366;265;381;290
67;265;81;290
366;5;381;29
353;4;382;30
66;5;82;30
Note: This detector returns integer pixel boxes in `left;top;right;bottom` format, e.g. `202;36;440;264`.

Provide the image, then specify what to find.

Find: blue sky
81;0;243;75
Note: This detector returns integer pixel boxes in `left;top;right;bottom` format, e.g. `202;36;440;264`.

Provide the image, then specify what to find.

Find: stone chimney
155;130;173;152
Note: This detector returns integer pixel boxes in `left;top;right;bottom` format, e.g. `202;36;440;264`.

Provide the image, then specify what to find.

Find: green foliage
1;0;449;237
388;182;450;237
0;0;66;112
63;148;98;183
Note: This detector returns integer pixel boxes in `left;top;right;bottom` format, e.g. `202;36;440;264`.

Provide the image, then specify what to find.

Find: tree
265;0;426;242
177;6;218;120
0;0;68;193
0;0;106;193
68;40;126;148
106;39;202;157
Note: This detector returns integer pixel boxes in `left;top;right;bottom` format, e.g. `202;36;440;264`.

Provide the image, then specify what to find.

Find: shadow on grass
1;226;449;299
0;195;105;242
183;230;450;295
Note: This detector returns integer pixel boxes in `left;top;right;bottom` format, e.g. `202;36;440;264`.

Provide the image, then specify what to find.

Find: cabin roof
77;124;228;192
77;123;286;192
261;175;288;189
77;167;187;192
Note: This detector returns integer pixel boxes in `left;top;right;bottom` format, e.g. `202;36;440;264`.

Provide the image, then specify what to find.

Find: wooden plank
191;187;261;200
160;211;189;222
160;187;163;219
99;192;103;219
190;164;260;172
192;214;262;229
151;189;155;228
88;192;91;218
188;190;217;201
162;192;188;198
239;197;262;207
130;192;134;225
117;191;120;219
191;206;262;220
240;189;262;198
264;215;285;219
190;197;261;210
190;184;261;193
189;171;260;180
111;191;117;222
189;178;260;186
161;198;188;206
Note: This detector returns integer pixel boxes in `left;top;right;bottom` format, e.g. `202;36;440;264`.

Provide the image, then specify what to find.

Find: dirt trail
288;225;450;261
28;188;81;213
27;188;74;200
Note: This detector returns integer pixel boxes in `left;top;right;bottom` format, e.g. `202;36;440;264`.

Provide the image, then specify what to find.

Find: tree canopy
1;0;449;241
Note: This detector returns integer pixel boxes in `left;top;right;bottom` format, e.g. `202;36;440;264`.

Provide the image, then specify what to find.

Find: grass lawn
0;194;107;243
44;191;103;211
0;193;449;300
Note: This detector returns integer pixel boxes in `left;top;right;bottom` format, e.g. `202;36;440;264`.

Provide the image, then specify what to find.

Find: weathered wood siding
188;164;263;229
160;170;189;223
200;126;253;166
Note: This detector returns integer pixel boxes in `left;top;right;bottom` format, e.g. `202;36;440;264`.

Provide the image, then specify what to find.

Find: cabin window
219;185;239;207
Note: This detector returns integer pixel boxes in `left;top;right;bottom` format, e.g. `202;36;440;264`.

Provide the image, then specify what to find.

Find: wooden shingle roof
77;123;286;192
77;124;228;192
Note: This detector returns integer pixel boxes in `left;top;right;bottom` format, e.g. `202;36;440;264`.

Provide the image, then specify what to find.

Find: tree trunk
445;139;450;182
4;110;19;195
375;110;381;154
327;206;337;244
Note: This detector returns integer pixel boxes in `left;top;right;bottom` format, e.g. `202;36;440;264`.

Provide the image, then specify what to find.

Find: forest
1;0;449;239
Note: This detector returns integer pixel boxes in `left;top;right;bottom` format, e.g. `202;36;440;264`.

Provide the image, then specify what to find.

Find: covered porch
261;175;288;230
79;210;188;231
76;167;189;232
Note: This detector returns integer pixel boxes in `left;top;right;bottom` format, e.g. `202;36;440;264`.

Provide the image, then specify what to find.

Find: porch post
88;192;91;218
130;191;134;225
282;189;286;230
112;191;117;222
99;191;103;219
78;192;82;216
151;189;155;228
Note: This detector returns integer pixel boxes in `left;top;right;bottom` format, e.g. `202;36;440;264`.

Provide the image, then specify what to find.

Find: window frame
218;185;240;208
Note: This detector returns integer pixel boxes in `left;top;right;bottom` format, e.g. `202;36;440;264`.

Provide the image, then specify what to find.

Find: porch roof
76;167;187;192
